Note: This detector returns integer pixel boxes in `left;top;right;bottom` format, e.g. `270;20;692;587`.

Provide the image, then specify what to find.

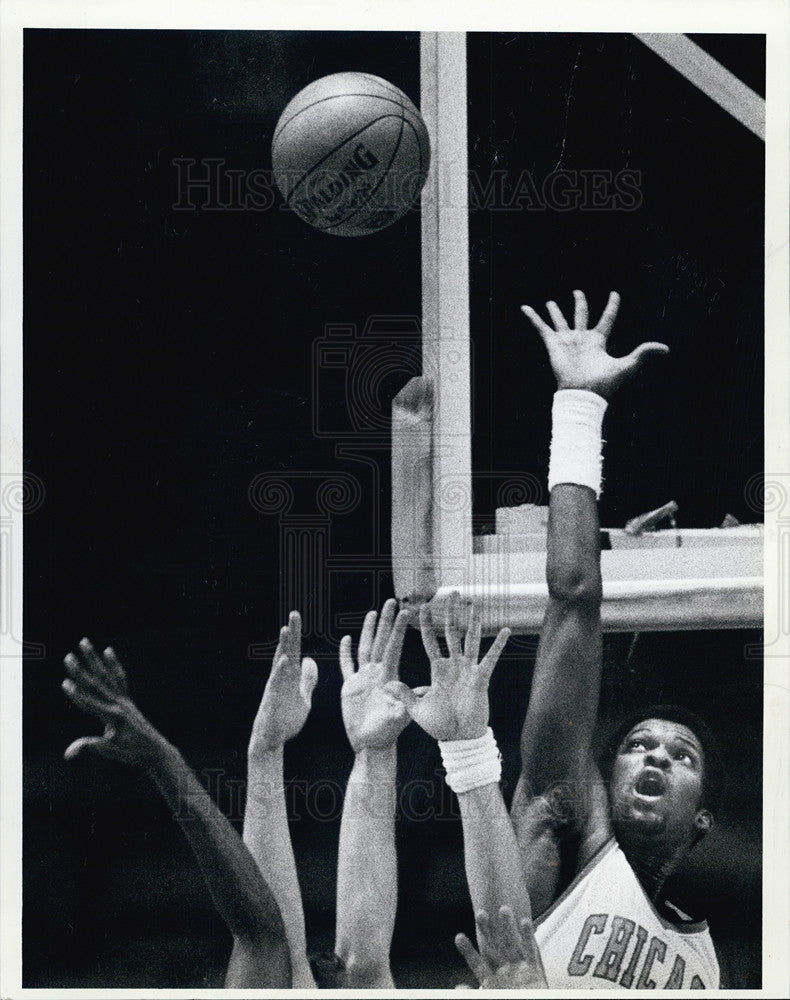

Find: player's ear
694;808;713;837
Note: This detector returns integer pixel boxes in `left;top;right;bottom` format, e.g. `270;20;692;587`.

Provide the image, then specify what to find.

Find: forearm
519;389;606;793
244;747;314;987
335;747;397;985
457;781;532;923
147;741;285;945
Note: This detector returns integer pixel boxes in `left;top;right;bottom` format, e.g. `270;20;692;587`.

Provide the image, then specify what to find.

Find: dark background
24;31;763;988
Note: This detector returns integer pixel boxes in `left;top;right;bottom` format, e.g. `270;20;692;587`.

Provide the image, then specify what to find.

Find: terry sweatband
547;389;608;499
438;727;502;794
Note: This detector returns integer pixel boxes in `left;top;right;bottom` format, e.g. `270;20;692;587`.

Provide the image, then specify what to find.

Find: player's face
609;718;709;845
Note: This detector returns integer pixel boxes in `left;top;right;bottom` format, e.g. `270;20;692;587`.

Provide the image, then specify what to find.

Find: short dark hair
308;951;346;989
599;704;726;816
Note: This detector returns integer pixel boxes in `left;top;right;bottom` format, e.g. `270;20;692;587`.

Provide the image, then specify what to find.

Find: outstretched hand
522;289;668;399
248;611;319;756
62;639;169;766
340;599;415;752
455;905;548;989
386;592;510;742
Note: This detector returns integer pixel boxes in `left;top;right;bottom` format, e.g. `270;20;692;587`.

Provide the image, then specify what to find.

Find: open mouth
635;771;666;797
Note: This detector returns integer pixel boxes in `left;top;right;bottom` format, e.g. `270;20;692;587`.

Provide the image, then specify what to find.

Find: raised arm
62;639;290;988
334;599;413;988
387;593;532;946
511;290;668;907
243;611;318;988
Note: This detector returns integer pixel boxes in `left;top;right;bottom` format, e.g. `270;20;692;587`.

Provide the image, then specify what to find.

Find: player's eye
674;749;693;764
627;738;646;750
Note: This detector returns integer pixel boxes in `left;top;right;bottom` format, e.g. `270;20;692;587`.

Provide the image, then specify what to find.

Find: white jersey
534;839;719;990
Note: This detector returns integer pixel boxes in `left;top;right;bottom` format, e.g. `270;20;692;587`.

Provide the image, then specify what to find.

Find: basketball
272;72;431;237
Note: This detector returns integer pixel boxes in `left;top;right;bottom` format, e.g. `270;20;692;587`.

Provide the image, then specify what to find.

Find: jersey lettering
664;954;686;988
593;916;635;982
690;974;706;988
619;923;648;988
636;936;667;989
568;914;607;976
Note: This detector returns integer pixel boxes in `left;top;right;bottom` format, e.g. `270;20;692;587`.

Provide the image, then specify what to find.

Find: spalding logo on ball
272;72;431;237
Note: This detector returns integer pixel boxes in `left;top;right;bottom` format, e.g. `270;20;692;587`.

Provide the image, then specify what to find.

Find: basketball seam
356;72;410;103
273;92;407;146
319;110;406;234
285;113;405;210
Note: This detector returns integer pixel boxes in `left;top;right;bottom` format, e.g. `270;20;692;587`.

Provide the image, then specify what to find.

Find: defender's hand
522;289;668;399
62;639;169;766
386;593;510;743
455;905;548;989
248;611;318;755
340;599;414;752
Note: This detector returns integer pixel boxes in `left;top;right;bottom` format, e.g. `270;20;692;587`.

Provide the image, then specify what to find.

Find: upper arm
519;597;603;797
510;759;612;917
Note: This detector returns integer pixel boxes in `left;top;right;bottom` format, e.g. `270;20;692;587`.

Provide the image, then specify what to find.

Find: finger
545;300;569;330
299;657;319;705
445;591;463;659
372;598;397;663
266;654;295;695
454;933;487;985
518;917;546;979
618;341;670;379
61;678;116;723
475;909;492;944
383;679;420;712
78;638;115;687
517;915;542;965
479;627;512;680
496;906;528;961
595;290;621;339
64;652;114;702
357;609;378;666
572;288;589;330
102;647;129;694
339;635;355;681
273;624;289;667
64;733;114;761
419;603;442;663
520;304;553;340
286;611;301;668
462;603;482;665
382;606;413;680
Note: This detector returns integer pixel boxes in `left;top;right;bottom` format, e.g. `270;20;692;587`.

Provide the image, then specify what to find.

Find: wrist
439;727;502;794
548;389;607;498
248;741;285;764
144;736;183;779
353;745;396;768
556;380;608;400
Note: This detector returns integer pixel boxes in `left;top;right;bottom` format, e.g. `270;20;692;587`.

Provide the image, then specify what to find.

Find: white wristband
548;389;608;499
438;728;502;794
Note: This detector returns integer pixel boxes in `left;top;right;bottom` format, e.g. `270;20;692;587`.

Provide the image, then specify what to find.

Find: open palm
248;611;318;756
386;593;510;743
340;599;414;752
455;906;547;989
62;638;168;766
522;289;668;399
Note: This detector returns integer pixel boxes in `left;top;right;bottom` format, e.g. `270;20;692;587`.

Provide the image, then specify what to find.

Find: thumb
620;341;669;377
299;657;319;704
64;734;114;761
384;679;420;712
